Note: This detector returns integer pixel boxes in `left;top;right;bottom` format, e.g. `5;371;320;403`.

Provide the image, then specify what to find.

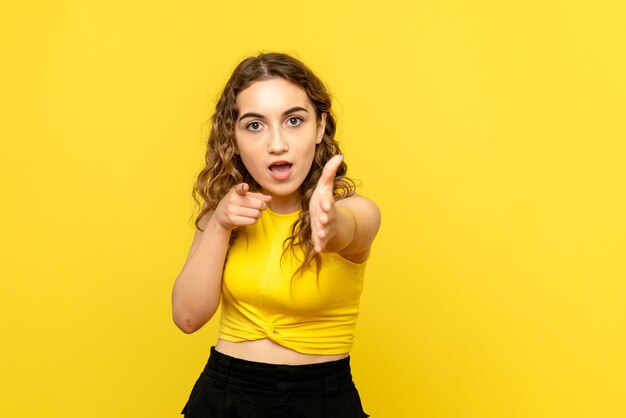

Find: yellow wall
2;1;625;417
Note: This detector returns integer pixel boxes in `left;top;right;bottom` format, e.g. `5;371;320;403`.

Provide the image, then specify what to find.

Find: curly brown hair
191;52;355;277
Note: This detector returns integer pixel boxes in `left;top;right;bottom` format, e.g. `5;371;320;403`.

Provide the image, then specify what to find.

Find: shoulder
336;194;381;227
335;193;381;263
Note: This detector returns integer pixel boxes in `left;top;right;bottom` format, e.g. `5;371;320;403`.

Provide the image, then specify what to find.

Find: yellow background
1;1;625;417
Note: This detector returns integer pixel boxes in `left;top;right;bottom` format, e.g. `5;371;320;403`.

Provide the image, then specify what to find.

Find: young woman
172;52;381;417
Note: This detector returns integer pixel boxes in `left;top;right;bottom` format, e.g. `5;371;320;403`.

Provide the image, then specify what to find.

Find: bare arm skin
171;184;272;334
310;155;382;264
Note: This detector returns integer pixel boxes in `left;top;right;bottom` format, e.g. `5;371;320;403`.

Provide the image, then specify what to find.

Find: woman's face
234;77;327;213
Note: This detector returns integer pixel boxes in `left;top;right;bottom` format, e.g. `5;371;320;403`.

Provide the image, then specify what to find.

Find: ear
315;112;327;144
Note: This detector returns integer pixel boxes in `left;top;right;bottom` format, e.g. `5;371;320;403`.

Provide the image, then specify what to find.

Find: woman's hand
213;183;272;231
310;155;344;253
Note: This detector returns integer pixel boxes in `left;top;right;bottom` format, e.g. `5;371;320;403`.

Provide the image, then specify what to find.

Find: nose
268;127;289;154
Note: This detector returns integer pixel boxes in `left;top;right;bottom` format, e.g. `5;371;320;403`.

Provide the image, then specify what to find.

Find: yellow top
218;207;367;355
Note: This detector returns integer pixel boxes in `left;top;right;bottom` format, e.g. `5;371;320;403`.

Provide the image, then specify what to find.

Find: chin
262;178;305;196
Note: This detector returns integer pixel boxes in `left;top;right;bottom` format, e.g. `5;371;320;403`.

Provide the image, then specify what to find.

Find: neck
266;193;301;214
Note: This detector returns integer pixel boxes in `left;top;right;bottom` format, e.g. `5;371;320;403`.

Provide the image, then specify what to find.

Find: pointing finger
246;192;272;203
235;183;249;196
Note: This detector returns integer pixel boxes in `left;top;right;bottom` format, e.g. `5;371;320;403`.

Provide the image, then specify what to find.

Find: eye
286;117;303;127
246;121;262;132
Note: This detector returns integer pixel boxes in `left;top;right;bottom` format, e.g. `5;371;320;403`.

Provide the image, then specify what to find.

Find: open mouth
269;162;293;174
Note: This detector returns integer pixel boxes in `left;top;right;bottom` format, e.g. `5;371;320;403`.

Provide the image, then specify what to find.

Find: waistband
203;346;353;395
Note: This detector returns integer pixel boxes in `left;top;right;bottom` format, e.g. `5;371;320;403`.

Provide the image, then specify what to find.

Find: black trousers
181;346;369;418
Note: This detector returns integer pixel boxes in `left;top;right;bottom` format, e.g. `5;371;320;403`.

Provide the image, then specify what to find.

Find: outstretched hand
214;183;272;231
310;155;343;253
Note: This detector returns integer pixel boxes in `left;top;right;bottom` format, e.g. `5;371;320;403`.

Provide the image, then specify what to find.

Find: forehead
235;78;313;113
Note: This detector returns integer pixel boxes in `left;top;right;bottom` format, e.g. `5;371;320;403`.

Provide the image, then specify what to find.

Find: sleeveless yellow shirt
218;207;367;355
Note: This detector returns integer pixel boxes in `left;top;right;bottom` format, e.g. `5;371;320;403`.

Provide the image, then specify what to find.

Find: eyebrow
238;106;308;122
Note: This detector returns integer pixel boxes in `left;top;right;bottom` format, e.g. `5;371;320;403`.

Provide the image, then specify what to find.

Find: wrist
207;215;234;238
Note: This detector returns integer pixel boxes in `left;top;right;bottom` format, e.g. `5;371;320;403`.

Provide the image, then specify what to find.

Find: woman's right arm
171;209;231;334
171;183;271;334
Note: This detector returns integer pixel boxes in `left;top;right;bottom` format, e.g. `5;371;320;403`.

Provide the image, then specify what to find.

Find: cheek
300;145;318;171
239;152;259;172
234;138;256;160
234;146;256;171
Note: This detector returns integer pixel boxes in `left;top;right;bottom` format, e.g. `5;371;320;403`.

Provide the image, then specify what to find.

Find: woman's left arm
310;155;381;259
